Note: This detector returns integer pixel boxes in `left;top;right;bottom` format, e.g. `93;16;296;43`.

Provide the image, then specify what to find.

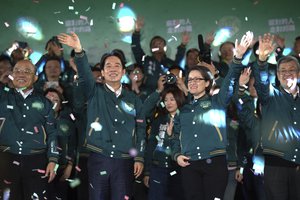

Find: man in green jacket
0;60;58;200
58;32;146;200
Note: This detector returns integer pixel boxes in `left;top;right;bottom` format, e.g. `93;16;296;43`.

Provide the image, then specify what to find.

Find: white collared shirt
284;86;299;99
16;88;33;99
105;83;122;97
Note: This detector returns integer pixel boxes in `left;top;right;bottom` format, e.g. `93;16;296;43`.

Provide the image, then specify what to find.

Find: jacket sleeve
170;114;182;161
144;119;159;176
174;44;186;65
134;95;147;163
45;100;59;163
131;31;146;66
142;91;161;119
217;57;244;107
74;52;96;100
252;60;270;105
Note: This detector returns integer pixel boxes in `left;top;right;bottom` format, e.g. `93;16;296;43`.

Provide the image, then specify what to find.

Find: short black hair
45;36;63;50
0;54;13;66
150;36;166;49
186;48;200;57
99;51;126;71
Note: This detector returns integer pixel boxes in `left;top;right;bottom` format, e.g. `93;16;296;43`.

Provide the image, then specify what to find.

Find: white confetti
100;171;107;175
4;22;10;27
7;105;13;109
13;161;20;165
68;6;74;10
62;101;68;104
85;6;91;12
170;171;177;176
8;75;14;80
26;131;34;135
172;35;177;41
75;11;79;15
58;20;64;25
152;47;159;52
160;101;165;108
54;11;61;14
238;98;244;105
90;19;94;26
70;113;76;121
112;2;116;10
142;55;146;62
174;24;180;29
80;15;88;21
245;16;248;21
91;122;102;131
52;103;57;110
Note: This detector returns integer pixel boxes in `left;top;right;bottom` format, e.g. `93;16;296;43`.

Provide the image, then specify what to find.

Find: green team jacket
0;85;59;163
74;52;146;162
171;57;243;161
252;60;300;164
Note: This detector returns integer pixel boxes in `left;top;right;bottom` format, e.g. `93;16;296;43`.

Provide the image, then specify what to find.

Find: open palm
57;32;82;51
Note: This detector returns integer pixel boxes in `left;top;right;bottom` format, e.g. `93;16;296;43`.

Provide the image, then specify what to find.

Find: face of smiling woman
187;69;210;99
12;60;38;91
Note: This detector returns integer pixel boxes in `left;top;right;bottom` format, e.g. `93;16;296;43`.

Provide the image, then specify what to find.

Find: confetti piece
100;171;107;175
120;3;124;8
85;6;91;12
163;46;167;52
71;0;75;3
54;164;59;173
170;171;177;176
80;15;88;21
142;55;146;62
238;98;244;105
4;87;10;92
90;19;94;26
160;102;165;108
52;102;57;110
58;20;64;25
62;101;68;104
245;16;248;21
151;48;159;52
56;146;62;151
89;183;94;189
34;126;39;133
214;198;221;200
129;148;137;157
239;167;244;174
37;169;46;174
112;2;116;10
136;119;144;123
75;166;81;172
70;113;76;121
75;11;79;15
54;11;61;14
13;161;20;165
124;195;129;200
16;141;22;146
3;180;12;184
172;35;177;41
174;24;180;29
179;70;182;79
32;192;39;199
91;122;102;131
68;6;74;10
8;75;14;80
26;131;33;135
4;22;10;27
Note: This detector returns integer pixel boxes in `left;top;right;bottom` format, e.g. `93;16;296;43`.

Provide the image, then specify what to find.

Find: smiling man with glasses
0;59;58;199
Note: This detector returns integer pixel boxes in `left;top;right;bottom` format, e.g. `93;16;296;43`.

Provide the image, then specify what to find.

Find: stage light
16;17;43;41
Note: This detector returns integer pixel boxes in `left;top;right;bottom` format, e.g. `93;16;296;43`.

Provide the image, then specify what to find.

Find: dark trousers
148;166;170;200
88;152;134;200
0;152;48;200
181;156;228;200
76;155;89;200
47;167;69;200
264;165;300;200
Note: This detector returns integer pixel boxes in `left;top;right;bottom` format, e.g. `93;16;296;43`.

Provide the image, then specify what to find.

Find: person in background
131;17;189;94
45;88;76;200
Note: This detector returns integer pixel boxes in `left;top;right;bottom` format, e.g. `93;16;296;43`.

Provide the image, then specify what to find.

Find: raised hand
274;34;285;48
57;32;82;52
134;16;144;32
235;31;254;59
239;67;252;86
205;31;215;46
258;33;276;61
181;32;190;45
